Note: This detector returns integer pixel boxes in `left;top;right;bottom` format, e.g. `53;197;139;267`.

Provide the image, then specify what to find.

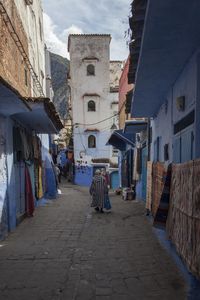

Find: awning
131;0;200;117
0;77;31;116
124;120;147;136
13;98;63;134
0;77;63;133
106;129;135;151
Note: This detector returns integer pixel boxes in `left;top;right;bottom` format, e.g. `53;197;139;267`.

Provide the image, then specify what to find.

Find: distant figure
90;169;108;213
101;169;110;188
101;169;112;211
55;164;61;184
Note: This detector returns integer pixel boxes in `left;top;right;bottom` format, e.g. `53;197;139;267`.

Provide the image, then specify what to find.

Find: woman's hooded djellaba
90;169;108;211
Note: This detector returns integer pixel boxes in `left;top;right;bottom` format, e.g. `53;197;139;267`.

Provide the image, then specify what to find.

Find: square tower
68;34;114;163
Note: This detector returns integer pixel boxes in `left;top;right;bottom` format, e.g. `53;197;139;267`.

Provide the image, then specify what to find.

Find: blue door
181;127;194;162
110;171;119;189
141;147;147;200
173;126;194;163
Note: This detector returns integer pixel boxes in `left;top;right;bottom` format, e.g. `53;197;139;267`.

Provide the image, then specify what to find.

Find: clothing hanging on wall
13;127;34;162
25;165;34;217
38;165;43;199
13;127;24;162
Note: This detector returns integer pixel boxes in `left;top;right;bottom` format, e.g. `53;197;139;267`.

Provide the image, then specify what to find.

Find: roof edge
24;97;64;131
68;34;111;52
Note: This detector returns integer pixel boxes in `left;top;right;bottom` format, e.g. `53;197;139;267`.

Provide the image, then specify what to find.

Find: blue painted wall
118;154;122;188
0;116;8;239
141;147;147;200
7;118;19;231
0;117;17;239
74;165;93;187
110;171;119;189
0;183;8;240
136;181;142;200
150;48;199;163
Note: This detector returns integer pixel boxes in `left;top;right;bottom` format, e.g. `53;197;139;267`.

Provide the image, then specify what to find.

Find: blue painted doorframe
110;171;119;189
141;146;147;200
173;125;194;163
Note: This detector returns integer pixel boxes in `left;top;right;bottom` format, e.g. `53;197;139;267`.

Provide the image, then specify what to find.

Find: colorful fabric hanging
38;165;43;199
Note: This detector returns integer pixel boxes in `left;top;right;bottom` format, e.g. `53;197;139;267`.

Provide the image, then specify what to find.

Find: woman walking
101;169;112;211
90;169;108;213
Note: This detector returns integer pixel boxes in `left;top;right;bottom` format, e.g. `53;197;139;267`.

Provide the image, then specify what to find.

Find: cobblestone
0;182;186;299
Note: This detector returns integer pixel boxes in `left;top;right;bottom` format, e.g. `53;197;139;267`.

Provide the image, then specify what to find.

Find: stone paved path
0;183;186;300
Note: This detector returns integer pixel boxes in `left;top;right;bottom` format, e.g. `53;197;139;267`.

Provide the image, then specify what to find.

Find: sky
42;0;131;60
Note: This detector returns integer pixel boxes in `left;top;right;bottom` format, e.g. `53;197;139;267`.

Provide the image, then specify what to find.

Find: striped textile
153;164;172;228
90;175;108;209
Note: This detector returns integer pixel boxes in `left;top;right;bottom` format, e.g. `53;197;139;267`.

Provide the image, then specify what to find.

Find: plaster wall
69;36;111;124
110;61;122;88
14;0;46;96
0;116;8;239
45;48;54;100
38;134;50;161
150;48;198;163
0;0;31;97
6;118;16;232
73;127;111;161
0;116;17;239
69;36;121;165
118;57;133;128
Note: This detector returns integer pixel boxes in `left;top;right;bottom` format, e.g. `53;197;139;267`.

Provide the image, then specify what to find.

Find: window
87;64;95;76
88;100;95;111
164;144;169;161
25;0;33;4
154;136;161;162
112;147;118;157
88;135;96;148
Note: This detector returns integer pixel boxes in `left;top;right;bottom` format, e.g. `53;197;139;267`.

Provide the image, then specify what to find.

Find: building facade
68;34;121;186
118;57;134;129
128;0;200;279
0;0;63;240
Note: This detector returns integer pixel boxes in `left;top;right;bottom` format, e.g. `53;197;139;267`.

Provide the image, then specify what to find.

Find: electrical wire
75;112;119;126
76;126;86;151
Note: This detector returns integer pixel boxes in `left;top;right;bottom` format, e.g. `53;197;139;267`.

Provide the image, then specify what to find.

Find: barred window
87;64;95;76
88;135;96;148
88;100;96;111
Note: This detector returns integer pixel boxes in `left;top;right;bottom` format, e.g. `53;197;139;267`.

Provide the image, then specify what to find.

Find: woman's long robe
90;175;108;208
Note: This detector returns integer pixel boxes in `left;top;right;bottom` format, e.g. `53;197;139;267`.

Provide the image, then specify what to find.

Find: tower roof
68;34;111;52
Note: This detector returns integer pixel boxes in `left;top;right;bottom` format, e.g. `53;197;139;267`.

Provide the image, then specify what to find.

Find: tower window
87;64;95;76
88;100;96;111
88;135;96;148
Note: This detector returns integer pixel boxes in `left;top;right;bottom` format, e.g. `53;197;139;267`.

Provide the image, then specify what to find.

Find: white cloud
43;13;83;59
42;0;130;60
60;25;83;43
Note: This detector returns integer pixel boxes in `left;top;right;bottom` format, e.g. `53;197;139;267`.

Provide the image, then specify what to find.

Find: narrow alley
0;183;186;300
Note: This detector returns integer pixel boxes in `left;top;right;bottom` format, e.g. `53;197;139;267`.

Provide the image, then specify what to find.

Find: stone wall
0;1;31;96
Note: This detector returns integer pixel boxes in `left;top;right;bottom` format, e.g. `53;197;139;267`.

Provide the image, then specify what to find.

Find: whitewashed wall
15;0;46;96
150;48;199;164
69;35;121;164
